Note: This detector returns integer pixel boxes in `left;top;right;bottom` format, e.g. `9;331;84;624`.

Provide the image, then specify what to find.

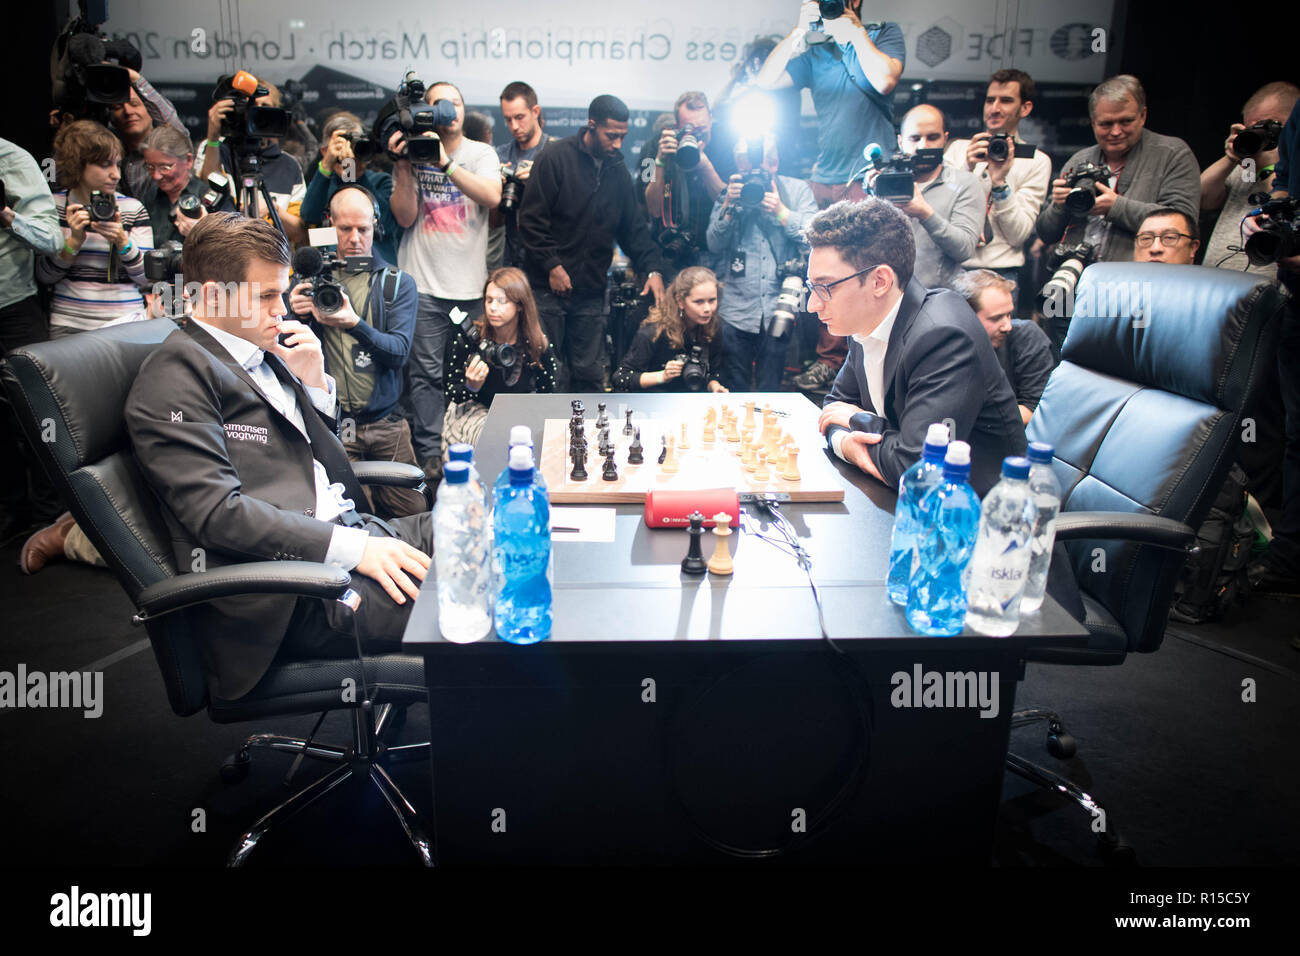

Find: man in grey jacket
1036;74;1200;264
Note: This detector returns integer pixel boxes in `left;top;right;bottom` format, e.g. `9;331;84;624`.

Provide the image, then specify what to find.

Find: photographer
710;36;806;183
197;78;308;243
389;80;502;484
109;66;189;203
944;69;1052;298
871;105;983;291
35;120;153;337
286;185;424;519
299;111;401;265
707;136;816;391
641;91;726;276
517;94;666;392
444;267;559;450
1035;75;1199;262
613;266;727;394
1201;81;1298;277
139;126;233;247
492;82;554;271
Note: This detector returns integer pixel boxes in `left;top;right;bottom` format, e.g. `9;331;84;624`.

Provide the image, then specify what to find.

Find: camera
213;71;292;145
88;189;117;222
656;226;696;261
869;149;944;203
343;131;382;163
737;170;771;209
200;172;230;212
1234;121;1282;158
176;195;202;220
985;132;1037;163
450;309;519;376
770;254;809;339
1062;162;1113;216
674;124;705;171
291;245;348;315
374;72;456;164
51;14;136;124
1244;194;1300;266
143;240;184;283
500;172;524;212
677;345;710;392
1038;242;1096;314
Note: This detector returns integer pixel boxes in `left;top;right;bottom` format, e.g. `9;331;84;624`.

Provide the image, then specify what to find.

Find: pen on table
551;526;581;533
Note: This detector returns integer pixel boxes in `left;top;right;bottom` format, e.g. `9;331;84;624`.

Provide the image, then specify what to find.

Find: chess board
539;396;846;504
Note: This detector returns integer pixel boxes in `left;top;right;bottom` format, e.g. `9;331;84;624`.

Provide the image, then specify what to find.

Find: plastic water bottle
887;422;951;605
493;425;547;501
964;457;1039;636
446;443;484;505
432;461;493;643
493;445;551;644
906;441;981;636
1020;441;1062;614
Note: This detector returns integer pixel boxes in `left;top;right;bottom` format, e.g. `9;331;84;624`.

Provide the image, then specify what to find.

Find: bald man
871;105;984;289
286;185;425;518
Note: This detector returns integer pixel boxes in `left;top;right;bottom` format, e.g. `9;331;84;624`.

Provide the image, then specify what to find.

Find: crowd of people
1;1;1298;670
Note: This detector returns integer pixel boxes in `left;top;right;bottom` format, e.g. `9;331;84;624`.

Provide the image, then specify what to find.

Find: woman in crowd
139;125;230;246
36;120;153;337
612;266;728;393
443;266;559;451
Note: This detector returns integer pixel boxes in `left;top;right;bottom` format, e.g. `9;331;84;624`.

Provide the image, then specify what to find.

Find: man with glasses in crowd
808;199;1025;497
1132;208;1199;264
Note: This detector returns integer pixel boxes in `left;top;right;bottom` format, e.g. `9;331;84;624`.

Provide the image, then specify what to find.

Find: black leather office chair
1;319;435;866
1011;262;1283;858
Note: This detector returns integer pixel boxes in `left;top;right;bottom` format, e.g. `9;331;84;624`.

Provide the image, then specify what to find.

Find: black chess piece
658;436;667;465
624;408;634;436
602;454;619;482
627;428;644;465
571;399;585;417
680;511;708;574
597;402;608;429
570;444;588;481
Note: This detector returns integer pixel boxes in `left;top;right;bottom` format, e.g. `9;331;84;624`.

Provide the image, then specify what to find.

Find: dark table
403;393;1088;864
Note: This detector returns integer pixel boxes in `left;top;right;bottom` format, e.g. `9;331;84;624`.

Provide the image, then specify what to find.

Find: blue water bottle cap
1027;441;1054;464
447;443;474;463
443;460;470;484
1002;456;1031;480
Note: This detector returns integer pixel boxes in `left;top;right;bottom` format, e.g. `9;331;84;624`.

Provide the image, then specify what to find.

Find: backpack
1169;464;1254;624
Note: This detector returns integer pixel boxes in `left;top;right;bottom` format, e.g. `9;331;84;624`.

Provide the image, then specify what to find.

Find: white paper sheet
549;507;617;543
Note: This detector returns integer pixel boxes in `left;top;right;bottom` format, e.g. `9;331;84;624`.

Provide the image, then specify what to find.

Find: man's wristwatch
989;182;1012;201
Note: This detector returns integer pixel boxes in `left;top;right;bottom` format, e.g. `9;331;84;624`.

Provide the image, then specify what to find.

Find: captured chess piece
679;421;691;451
680;511;708;574
707;512;734;575
662;436;679;474
627;428;644;465
624;408;635;436
781;444;801;481
602;453;619;482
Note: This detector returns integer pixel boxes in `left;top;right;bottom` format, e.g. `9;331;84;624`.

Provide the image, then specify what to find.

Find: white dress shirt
830;293;903;462
192;318;370;570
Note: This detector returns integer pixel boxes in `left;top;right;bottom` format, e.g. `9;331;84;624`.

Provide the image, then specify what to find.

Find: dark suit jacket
823;277;1026;497
124;320;368;701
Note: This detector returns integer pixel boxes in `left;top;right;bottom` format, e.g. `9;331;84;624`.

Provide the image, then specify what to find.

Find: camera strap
824;24;887;103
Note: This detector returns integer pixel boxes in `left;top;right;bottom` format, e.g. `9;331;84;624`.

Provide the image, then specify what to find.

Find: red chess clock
643;489;740;529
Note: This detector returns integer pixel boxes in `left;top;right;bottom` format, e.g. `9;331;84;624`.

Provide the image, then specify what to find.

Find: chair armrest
1054;512;1196;551
351;461;426;488
133;561;351;624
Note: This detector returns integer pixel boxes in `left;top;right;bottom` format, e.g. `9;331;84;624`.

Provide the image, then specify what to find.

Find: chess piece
627;428;644;465
781;445;801;481
662;436;679;474
702;420;716;444
743;401;756;431
742;442;758;473
754;449;770;481
571;399;585;417
624;408;635;436
707;512;734;575
679;421;690;450
704;407;717;427
680;511;708;575
658;435;668;465
597;402;608;429
569;444;588;481
602;454;619;481
724;417;740;443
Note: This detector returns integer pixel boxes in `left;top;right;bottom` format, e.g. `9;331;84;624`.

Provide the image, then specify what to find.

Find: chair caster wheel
221;751;250;783
1047;732;1076;759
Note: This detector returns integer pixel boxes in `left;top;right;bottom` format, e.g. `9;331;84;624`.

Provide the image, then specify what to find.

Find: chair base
224;703;433;867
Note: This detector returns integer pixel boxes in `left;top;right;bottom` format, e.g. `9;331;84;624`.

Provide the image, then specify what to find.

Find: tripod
226;141;288;239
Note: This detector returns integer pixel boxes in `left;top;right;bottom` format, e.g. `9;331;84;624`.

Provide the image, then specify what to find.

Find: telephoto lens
676;127;701;170
177;195;202;219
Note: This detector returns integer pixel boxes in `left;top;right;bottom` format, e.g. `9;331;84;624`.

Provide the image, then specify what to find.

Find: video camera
1038;242;1096;315
213;71;292;146
51;6;139;125
675;345;710;392
867;148;944;203
374;72;457;164
1235;121;1282;159
985;132;1037;163
1244;193;1300;266
1061;162;1113;216
292;245;373;316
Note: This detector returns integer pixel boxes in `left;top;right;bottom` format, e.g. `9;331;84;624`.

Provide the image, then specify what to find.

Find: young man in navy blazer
125;213;432;701
811;199;1026;496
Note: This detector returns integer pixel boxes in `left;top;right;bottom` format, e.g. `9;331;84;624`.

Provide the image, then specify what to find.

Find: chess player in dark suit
809;199;1026;496
124;213;432;701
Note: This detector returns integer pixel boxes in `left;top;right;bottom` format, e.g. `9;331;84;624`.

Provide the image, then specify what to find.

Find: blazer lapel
882;279;928;420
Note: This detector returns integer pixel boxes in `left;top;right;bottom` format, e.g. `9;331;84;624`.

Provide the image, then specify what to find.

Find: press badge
729;251;746;278
352;345;373;372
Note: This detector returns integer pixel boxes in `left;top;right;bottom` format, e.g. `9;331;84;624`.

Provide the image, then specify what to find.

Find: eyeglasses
144;161;179;175
1135;231;1191;248
804;266;877;303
